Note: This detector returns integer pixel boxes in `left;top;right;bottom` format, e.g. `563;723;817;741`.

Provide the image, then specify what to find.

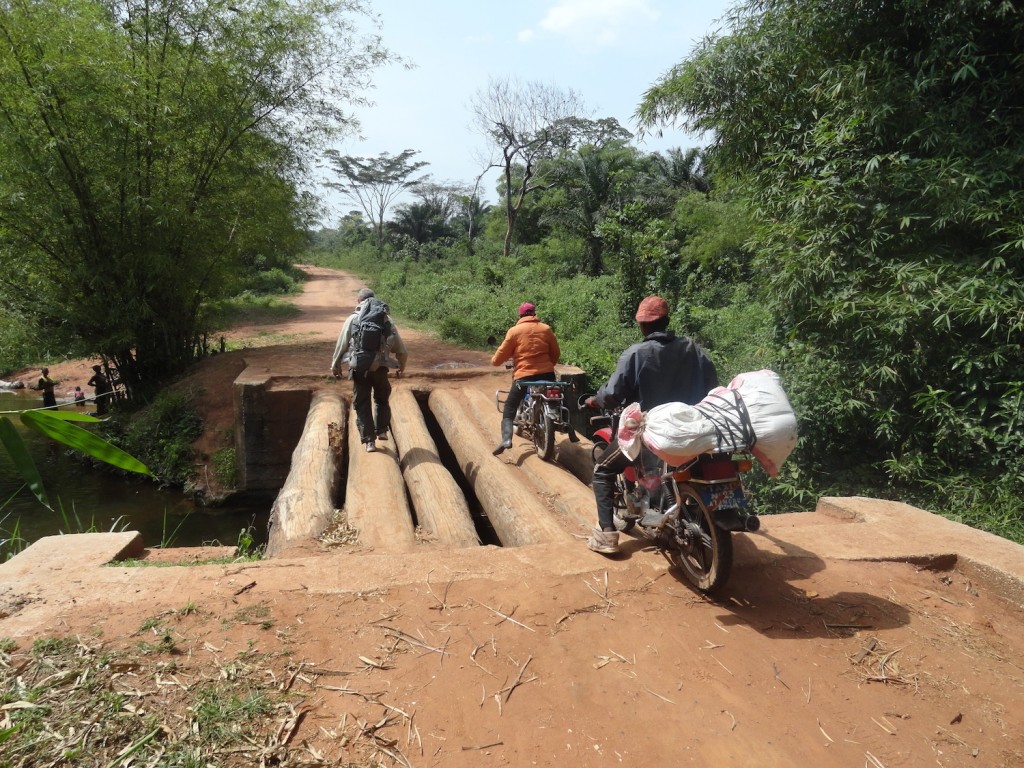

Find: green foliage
0;0;391;401
211;447;237;488
1;408;153;511
118;391;203;486
637;0;1024;540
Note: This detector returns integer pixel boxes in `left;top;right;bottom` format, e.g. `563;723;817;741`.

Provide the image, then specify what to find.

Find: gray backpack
350;298;391;372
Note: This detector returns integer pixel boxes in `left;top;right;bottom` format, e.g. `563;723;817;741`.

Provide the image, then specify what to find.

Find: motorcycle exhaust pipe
744;514;761;532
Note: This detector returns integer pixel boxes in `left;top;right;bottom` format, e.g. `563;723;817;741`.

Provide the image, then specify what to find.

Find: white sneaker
586;528;619;555
377;432;389;441
364;442;376;453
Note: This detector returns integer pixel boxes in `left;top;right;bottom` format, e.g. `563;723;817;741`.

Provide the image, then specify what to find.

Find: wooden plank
266;390;345;557
344;406;417;552
428;389;571;547
390;389;479;547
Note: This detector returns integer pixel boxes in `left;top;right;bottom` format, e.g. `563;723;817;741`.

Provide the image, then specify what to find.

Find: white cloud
520;0;660;48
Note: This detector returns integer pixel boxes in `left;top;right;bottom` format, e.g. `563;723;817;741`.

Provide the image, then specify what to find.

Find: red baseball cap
635;295;670;322
518;302;536;316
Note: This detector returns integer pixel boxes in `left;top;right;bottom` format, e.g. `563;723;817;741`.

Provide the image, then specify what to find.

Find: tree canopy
637;0;1024;486
0;0;391;398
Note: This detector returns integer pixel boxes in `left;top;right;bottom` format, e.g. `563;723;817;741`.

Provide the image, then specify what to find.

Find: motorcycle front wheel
533;400;556;461
668;486;733;594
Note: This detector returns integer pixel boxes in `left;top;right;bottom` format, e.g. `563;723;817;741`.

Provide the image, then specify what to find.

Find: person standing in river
36;368;57;409
87;364;112;416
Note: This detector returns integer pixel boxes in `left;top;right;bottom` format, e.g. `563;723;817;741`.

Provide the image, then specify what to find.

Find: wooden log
428;390;571;547
461;389;594;532
265;390;345;558
344;407;417;551
462;386;596;486
390;389;479;547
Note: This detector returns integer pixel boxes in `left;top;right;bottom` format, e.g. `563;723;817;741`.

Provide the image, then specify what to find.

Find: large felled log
390;389;479;547
461;389;594;532
344;407;417;551
428;389;571;547
266;390;345;557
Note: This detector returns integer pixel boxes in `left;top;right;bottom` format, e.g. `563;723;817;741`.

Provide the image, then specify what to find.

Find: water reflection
0;390;270;559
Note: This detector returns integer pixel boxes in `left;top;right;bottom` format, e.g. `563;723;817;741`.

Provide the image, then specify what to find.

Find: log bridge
249;372;596;558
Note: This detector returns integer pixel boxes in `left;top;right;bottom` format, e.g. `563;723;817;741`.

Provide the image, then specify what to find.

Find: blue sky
318;0;734;224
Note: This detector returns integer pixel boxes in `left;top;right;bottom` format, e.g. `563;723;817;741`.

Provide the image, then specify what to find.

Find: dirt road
3;266;1023;767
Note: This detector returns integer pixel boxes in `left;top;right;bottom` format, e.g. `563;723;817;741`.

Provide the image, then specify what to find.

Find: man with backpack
330;287;408;452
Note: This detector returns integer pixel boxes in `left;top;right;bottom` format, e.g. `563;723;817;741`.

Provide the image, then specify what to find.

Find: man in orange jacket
490;302;561;455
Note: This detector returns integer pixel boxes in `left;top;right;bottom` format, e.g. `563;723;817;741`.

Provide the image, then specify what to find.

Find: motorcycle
588;403;760;594
495;379;577;461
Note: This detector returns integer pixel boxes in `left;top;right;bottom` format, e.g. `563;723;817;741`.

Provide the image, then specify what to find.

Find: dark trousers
592;439;633;531
352;367;392;442
502;372;556;421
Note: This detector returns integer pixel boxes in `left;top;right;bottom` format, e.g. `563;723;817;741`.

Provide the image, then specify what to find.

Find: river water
0;389;270;560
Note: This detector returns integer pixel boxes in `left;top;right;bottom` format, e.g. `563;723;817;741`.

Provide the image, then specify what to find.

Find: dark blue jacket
595;331;718;410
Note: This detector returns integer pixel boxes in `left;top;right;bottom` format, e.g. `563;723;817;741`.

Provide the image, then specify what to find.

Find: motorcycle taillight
545;388;561;398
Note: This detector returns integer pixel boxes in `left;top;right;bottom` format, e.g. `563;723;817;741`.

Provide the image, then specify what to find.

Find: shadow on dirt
713;532;910;639
623;528;913;640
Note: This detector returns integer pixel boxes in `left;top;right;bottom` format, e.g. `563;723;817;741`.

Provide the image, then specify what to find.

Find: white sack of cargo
723;369;798;477
616;369;798;476
618;400;719;463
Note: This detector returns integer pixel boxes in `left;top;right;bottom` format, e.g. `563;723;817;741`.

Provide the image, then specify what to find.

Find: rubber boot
492;418;514;455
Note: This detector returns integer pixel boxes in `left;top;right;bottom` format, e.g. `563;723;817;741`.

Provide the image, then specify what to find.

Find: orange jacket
491;316;560;379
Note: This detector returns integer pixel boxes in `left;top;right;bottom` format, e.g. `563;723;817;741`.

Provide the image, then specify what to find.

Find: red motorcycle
588;404;760;594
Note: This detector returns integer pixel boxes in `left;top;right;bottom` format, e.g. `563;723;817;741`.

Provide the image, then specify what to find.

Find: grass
0;634;310;766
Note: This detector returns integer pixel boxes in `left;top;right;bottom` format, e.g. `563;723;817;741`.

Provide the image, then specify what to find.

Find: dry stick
556;604;608;624
500;655;535;703
723;710;737;731
865;751;887;768
379;626;449;656
772;662;791;689
871;716;896;735
475;600;536;632
645;687;676;704
425;571;454;611
463;741;504;751
817;719;834;743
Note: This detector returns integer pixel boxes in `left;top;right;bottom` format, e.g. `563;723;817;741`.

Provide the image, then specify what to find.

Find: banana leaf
0;416;52;509
20;411;153;477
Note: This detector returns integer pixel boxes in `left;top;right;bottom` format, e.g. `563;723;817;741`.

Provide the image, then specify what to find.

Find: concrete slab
1;498;1022;640
0;532;144;580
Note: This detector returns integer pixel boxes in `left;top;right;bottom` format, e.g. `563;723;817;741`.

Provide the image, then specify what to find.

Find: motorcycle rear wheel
533;401;556;461
668;486;733;594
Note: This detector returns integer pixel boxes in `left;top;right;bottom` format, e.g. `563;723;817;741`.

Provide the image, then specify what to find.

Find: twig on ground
474;600;536;632
499;655;535;703
644;687;675;704
462;741;504;751
723;710;737;730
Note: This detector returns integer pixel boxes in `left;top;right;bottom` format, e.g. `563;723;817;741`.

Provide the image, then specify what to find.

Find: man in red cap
490;302;561;455
583;295;718;554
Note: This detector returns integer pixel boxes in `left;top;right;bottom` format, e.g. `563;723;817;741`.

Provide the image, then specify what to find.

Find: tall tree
470;77;588;258
636;0;1024;485
542;141;644;276
324;149;429;256
0;0;391;400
